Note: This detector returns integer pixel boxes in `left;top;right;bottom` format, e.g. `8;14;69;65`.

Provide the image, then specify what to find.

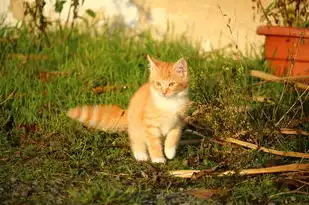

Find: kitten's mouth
161;92;174;97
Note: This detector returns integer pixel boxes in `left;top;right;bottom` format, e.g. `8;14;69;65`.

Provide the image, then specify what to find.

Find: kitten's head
147;55;188;97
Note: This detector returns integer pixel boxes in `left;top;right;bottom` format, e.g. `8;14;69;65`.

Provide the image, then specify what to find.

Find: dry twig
225;137;309;158
280;128;309;136
249;70;309;90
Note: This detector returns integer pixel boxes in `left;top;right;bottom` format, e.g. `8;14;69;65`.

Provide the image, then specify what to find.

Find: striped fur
66;105;128;132
67;55;190;163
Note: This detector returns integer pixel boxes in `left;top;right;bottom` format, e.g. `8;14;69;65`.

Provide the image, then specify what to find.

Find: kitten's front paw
165;146;176;159
151;157;166;163
134;152;149;161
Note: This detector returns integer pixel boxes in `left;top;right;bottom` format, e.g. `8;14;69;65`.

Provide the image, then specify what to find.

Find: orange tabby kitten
67;55;190;163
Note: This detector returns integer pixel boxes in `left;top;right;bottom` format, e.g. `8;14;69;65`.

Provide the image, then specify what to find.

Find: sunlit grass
0;23;309;204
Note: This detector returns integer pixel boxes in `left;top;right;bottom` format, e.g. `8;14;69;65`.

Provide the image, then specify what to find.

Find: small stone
21;190;28;197
10;177;16;183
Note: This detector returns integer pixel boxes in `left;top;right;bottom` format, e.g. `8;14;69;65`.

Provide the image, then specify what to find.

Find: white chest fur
151;88;188;135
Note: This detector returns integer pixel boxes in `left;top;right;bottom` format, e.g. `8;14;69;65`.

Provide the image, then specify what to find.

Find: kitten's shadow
180;123;214;146
176;124;214;158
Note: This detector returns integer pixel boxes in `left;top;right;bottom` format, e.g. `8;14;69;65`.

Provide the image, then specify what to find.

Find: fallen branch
170;164;309;179
225;137;309;158
249;70;309;90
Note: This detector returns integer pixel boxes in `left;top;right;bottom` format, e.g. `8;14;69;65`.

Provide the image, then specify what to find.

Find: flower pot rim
257;25;309;38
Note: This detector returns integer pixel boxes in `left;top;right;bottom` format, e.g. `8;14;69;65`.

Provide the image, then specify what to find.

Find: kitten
67;55;190;163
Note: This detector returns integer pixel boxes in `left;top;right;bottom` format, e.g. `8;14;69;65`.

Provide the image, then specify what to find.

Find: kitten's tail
66;105;128;132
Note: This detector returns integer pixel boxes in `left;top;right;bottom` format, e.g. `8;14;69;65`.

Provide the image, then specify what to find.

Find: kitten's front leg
130;137;148;162
145;126;165;163
164;126;182;159
129;127;149;161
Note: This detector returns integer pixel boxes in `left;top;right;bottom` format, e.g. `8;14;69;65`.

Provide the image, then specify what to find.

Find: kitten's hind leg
164;126;182;159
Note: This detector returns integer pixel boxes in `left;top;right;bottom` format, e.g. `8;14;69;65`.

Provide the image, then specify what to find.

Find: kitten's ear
174;57;187;76
147;54;158;71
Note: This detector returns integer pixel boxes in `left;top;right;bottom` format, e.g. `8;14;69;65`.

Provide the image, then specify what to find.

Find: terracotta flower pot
257;25;309;77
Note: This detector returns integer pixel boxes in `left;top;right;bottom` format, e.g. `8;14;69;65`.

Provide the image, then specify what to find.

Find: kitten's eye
155;81;161;87
168;82;176;87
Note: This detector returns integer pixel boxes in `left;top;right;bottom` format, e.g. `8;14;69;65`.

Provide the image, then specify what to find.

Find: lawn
1;21;309;204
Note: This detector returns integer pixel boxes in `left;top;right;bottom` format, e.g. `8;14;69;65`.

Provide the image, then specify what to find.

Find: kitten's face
147;55;188;97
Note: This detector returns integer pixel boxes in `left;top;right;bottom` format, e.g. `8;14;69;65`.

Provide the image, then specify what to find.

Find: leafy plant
252;0;309;28
55;0;67;13
23;0;51;45
22;0;97;44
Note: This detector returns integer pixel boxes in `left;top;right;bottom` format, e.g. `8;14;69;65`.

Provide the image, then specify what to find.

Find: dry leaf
0;71;8;77
92;85;129;94
17;123;40;133
0;36;19;42
285;118;309;128
40;72;47;82
0;157;9;161
186;189;216;199
9;53;48;61
39;71;71;82
251;96;275;104
141;171;149;179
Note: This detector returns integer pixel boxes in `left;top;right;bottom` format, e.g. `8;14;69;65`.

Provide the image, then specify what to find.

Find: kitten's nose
162;90;168;96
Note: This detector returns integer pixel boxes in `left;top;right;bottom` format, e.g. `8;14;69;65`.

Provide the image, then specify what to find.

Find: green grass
1;23;309;205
